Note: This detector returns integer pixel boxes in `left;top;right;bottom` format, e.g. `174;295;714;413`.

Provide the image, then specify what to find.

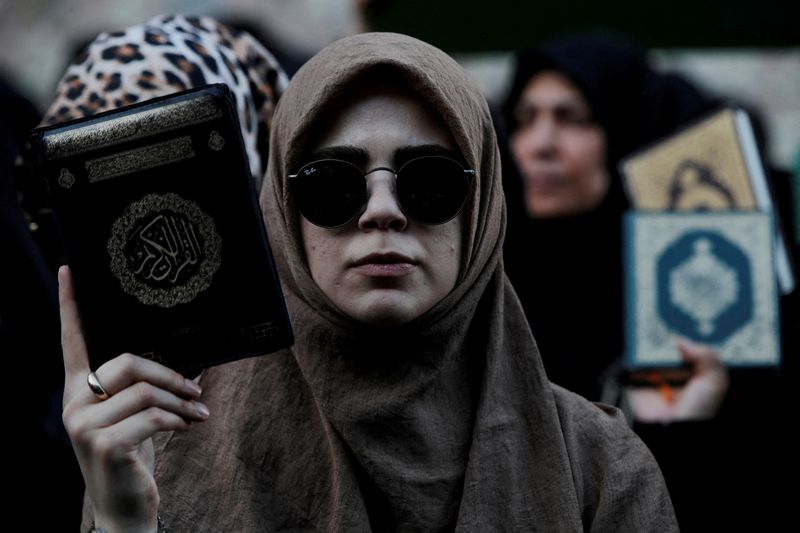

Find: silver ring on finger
87;371;110;400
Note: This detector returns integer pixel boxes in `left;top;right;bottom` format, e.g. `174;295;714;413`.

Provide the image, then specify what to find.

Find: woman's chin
526;196;594;218
339;290;432;328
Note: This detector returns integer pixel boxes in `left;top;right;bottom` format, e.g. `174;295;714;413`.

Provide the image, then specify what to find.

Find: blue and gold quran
30;84;293;377
625;212;780;367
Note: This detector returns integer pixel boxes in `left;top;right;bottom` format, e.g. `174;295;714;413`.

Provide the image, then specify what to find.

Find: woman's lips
351;253;417;277
526;172;566;190
353;263;416;276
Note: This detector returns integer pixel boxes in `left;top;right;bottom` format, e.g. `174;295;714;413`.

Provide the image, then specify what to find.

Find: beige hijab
80;33;676;531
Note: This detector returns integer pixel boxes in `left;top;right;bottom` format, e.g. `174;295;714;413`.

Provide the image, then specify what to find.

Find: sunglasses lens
290;160;365;228
397;157;470;224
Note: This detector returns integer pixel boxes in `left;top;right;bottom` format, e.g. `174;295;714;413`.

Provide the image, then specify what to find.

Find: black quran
30;84;293;377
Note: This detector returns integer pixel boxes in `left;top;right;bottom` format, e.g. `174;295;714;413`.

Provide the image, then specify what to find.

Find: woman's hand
59;266;210;532
627;340;729;423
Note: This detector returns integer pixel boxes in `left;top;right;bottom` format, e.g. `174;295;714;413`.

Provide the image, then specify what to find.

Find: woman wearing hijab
500;32;792;532
56;26;677;532
499;32;725;404
41;14;288;191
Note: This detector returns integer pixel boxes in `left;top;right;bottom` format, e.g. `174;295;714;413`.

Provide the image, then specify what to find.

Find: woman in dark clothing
1;76;87;530
500;32;724;402
500;32;795;531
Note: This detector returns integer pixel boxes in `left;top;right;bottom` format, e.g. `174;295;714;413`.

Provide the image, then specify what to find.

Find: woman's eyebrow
309;145;369;165
394;144;461;166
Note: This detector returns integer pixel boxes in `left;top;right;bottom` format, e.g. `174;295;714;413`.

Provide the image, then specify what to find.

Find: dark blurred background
370;0;800;50
1;0;796;167
0;0;796;529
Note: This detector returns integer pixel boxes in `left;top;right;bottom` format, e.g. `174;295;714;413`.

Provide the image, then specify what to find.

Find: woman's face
298;88;463;327
510;70;609;218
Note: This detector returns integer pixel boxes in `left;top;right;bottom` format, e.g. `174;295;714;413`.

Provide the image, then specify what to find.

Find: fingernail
195;402;210;418
185;379;202;396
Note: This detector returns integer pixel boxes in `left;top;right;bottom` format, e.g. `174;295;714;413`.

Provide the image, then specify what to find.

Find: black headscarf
499;32;798;531
500;32;721;399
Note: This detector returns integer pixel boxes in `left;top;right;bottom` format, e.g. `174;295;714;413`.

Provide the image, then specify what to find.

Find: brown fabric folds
79;32;677;531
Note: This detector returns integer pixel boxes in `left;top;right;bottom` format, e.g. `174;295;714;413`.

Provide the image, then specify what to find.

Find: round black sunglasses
288;155;475;228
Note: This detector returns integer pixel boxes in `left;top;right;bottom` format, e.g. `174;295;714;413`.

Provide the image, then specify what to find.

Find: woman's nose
358;171;408;231
518;117;558;159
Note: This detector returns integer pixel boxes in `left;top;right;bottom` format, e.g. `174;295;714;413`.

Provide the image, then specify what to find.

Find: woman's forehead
519;71;588;105
276;40;488;174
304;86;457;159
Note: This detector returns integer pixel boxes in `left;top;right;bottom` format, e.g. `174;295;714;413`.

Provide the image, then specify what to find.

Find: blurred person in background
41;14;287;191
1;74;84;530
499;31;796;531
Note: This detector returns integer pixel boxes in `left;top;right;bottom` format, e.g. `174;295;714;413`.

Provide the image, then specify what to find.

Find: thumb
59;265;91;394
677;338;721;370
677;338;728;387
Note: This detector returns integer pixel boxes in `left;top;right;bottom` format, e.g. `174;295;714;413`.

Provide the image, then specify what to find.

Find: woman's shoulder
550;383;659;474
551;383;632;437
549;383;679;532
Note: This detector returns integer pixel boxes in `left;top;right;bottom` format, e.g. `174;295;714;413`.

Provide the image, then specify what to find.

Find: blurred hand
627;340;729;423
59;266;209;532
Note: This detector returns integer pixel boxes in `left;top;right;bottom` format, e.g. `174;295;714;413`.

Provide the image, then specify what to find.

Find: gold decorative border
43;94;222;159
86;136;195;182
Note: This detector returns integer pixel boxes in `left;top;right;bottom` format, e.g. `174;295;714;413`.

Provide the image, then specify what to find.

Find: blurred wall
459;49;800;169
1;0;797;167
0;0;358;107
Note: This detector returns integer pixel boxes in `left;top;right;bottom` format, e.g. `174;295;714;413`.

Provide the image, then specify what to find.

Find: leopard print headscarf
42;14;288;189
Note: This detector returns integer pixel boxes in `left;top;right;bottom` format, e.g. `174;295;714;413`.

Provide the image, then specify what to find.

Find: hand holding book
626;340;729;423
30;85;293;377
60;266;204;533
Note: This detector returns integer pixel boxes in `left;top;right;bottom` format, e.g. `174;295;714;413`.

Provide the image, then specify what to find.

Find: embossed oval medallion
108;193;222;307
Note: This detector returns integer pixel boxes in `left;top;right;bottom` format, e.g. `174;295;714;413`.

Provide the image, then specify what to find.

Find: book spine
735;109;795;294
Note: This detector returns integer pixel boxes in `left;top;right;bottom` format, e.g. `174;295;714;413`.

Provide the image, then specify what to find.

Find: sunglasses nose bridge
364;166;397;178
363;166;400;204
359;168;407;230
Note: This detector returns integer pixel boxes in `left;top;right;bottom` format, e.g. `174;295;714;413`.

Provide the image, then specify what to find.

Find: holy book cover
624;211;780;367
619;105;795;294
30;84;293;377
620;107;758;210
